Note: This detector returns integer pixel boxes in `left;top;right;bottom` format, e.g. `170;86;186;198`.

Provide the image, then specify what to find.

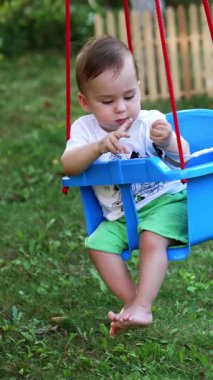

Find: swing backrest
166;109;213;153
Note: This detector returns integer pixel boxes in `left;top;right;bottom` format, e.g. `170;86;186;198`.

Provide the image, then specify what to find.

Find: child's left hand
150;119;173;148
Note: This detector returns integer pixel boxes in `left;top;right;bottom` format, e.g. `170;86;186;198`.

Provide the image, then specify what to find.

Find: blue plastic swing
62;0;213;261
62;108;213;261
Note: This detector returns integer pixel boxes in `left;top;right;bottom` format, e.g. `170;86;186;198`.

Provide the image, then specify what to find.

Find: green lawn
0;52;212;379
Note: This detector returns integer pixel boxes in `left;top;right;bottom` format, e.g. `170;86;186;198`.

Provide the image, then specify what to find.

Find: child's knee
140;230;168;253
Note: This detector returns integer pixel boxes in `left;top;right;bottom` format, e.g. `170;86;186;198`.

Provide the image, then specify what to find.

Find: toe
108;311;116;321
109;322;117;337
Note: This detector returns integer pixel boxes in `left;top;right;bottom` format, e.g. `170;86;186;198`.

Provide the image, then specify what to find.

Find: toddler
61;36;190;336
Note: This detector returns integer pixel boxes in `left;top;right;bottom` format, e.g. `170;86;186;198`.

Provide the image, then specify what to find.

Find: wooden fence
95;4;213;101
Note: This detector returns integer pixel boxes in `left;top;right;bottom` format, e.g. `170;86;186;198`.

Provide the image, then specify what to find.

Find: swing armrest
180;151;213;180
147;154;213;181
181;161;213;179
62;157;180;187
147;155;213;181
62;154;213;189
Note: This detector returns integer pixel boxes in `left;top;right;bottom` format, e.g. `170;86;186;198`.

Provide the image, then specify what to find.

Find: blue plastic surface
62;109;213;260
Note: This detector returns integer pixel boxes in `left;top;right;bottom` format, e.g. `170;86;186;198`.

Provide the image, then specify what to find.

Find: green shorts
85;190;188;255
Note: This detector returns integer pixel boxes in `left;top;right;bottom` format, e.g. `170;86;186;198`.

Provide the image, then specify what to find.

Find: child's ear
78;92;90;112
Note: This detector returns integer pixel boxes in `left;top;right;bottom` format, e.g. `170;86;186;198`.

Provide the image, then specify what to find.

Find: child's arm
61;118;131;176
150;119;190;155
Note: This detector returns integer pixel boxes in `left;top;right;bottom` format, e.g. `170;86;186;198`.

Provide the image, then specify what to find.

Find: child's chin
101;124;118;132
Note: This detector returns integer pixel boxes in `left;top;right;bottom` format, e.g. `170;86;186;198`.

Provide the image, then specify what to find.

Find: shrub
0;0;93;55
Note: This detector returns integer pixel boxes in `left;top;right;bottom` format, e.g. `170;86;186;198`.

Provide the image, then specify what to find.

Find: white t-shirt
66;110;186;221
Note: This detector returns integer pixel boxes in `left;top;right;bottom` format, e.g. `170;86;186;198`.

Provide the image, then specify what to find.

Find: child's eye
124;95;134;100
102;100;113;104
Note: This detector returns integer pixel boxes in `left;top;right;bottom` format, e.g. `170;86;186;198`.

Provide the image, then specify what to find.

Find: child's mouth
116;118;129;126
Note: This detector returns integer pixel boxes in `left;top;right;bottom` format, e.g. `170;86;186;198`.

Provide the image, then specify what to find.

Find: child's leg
89;249;136;306
108;231;170;335
135;230;169;311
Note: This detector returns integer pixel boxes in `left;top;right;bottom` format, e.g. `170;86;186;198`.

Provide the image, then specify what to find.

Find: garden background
0;1;212;379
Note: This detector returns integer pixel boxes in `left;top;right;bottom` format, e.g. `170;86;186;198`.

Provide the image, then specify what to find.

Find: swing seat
62;109;213;261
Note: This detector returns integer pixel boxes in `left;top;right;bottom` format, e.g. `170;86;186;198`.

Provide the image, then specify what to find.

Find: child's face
78;54;141;131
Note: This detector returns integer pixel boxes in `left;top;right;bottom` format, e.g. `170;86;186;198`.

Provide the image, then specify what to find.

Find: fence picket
154;13;168;99
131;10;147;100
166;7;181;99
177;5;191;99
118;10;128;45
143;11;157;100
106;11;116;37
189;4;204;95
95;13;104;36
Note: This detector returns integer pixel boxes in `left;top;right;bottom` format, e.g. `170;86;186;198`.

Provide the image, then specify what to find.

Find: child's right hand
97;118;132;155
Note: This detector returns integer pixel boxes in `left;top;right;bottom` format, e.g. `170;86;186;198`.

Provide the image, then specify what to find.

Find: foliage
71;2;94;53
0;0;93;55
0;51;213;379
0;0;63;54
89;0;124;9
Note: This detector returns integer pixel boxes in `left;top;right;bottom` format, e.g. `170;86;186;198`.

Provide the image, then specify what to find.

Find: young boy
61;36;190;337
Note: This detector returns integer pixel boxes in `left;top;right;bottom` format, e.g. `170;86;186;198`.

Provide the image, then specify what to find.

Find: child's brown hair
76;35;139;93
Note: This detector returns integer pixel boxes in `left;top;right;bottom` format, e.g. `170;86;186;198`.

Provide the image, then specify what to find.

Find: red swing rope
202;0;213;41
155;0;185;171
65;0;71;141
123;0;133;53
62;0;71;194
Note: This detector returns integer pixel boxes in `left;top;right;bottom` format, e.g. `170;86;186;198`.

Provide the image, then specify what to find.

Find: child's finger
119;131;130;139
109;136;124;152
151;121;171;134
113;129;130;140
150;131;163;140
107;140;120;154
121;144;129;154
152;119;168;127
117;117;132;133
109;135;129;154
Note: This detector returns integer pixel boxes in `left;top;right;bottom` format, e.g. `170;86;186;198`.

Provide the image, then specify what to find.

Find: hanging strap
62;0;71;194
65;0;71;141
202;0;213;41
123;0;133;53
155;0;185;172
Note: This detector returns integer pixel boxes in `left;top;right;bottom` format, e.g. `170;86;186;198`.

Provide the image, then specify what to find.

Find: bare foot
108;305;153;337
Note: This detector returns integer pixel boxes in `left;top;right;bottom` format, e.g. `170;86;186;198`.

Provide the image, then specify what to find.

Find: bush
0;0;94;56
71;3;94;53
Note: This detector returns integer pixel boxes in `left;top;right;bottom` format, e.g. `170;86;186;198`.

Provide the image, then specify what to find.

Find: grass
0;51;212;379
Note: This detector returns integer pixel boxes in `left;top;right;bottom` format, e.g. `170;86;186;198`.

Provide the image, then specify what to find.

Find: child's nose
114;99;126;113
